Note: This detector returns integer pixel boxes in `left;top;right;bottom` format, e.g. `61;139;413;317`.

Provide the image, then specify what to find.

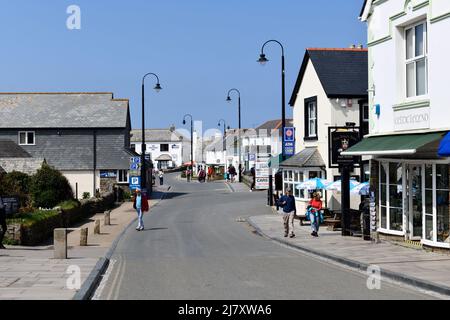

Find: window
130;144;136;152
405;21;428;98
360;102;369;136
436;164;449;243
117;170;128;184
18;131;35;145
304;97;318;140
160;144;169;152
379;162;403;232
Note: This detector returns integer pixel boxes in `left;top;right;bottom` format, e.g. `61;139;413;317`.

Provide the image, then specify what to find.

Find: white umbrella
296;178;331;190
326;179;360;192
350;182;370;196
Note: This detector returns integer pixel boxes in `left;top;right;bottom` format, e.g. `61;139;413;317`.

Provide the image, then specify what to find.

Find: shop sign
329;127;361;168
0;196;19;216
394;107;430;131
283;127;295;157
100;170;117;178
255;153;271;190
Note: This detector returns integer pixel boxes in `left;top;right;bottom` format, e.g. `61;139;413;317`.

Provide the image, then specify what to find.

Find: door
408;165;423;240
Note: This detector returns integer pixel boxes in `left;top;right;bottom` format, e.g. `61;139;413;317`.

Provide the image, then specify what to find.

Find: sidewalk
248;213;450;297
0;185;170;300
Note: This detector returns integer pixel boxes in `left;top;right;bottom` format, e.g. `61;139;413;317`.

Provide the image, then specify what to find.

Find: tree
0;171;32;207
31;163;74;208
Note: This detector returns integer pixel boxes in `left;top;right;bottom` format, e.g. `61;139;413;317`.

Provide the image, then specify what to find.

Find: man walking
278;188;297;238
250;166;256;192
159;170;164;186
0;198;7;249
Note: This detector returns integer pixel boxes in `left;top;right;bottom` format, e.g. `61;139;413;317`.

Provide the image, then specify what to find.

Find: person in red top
308;191;323;237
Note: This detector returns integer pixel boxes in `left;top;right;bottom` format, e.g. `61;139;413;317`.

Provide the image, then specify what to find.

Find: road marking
105;255;124;301
92;259;116;300
224;182;234;193
112;257;127;300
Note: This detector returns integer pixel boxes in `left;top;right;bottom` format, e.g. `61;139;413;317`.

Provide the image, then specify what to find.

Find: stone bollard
80;228;88;246
54;228;68;259
104;210;111;226
94;219;101;234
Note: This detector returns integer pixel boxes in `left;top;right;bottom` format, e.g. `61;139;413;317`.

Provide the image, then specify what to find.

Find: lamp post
226;89;242;183
257;40;286;161
141;73;162;193
183;114;194;182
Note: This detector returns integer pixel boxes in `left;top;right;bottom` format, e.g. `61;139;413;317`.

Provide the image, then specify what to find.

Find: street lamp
141;72;162;193
183;114;194;182
257;40;286;160
226;88;242;183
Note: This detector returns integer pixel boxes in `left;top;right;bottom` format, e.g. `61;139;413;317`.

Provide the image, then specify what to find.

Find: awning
342;132;445;156
155;154;172;161
438;132;450;157
279;148;325;168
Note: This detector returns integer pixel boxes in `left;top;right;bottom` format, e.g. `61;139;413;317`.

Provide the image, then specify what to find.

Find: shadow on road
161;192;189;200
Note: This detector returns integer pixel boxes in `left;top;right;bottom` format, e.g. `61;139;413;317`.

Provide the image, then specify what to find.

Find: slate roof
289;48;368;106
130;129;185;143
279;148;326;168
256;119;294;131
0;140;31;158
0;93;129;128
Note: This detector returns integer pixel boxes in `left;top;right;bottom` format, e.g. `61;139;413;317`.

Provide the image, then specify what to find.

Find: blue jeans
310;213;320;233
136;208;144;229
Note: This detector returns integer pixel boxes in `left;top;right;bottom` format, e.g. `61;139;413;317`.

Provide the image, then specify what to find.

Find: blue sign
284;141;295;157
130;157;141;164
249;154;256;161
284;127;295;142
100;170;117;178
129;176;141;190
130;163;139;170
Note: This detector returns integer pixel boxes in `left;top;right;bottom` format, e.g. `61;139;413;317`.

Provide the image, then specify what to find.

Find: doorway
407;164;423;240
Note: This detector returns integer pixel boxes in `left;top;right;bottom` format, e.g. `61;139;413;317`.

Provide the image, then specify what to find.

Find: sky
0;0;366;133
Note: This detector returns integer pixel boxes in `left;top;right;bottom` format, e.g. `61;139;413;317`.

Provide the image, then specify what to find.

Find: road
95;173;434;300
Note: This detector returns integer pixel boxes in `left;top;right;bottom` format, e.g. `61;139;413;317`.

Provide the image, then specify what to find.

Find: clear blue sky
0;0;366;131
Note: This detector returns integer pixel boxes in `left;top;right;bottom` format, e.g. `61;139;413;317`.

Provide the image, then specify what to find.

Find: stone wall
4;192;116;246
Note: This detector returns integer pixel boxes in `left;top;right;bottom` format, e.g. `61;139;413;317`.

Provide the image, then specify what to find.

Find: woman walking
133;189;149;231
308;192;323;237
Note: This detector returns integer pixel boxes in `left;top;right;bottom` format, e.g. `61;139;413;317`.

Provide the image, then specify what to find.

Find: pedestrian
159;170;164;185
198;168;206;183
133;189;149;231
228;165;237;183
307;191;323;237
207;166;214;182
186;169;191;182
278;188;297;238
0;198;7;249
250;166;256;192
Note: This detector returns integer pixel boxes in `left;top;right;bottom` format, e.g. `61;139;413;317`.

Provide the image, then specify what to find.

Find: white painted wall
292;58;363;210
63;170;99;199
366;0;450;134
132;141;183;168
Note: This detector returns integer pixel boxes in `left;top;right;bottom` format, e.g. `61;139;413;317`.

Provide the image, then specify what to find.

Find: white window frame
378;162;405;236
405;20;428;100
307;101;317;138
18;131;35;146
117;170;129;184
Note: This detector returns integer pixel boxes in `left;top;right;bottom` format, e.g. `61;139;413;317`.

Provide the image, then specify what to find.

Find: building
242;119;294;171
343;0;450;249
130;127;186;170
0;92;139;198
280;48;369;213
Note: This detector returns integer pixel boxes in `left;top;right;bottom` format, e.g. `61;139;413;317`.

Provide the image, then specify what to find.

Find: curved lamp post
257;40;286;160
183;114;194;182
141;73;162;192
226;88;242;183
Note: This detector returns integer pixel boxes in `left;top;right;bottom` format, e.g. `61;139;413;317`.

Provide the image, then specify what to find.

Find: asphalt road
95;174;434;300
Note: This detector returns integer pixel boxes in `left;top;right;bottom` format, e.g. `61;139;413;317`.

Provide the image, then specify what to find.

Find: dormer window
19;131;35;145
405;21;428;98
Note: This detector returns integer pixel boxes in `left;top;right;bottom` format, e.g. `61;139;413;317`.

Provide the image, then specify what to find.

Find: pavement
93;174;435;300
248;213;450;297
0;185;169;300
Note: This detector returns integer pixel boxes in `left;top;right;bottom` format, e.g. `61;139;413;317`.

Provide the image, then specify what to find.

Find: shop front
344;132;450;249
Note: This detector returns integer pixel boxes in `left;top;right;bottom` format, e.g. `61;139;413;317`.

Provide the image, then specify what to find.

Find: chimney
169;124;175;132
349;44;356;49
358;44;364;49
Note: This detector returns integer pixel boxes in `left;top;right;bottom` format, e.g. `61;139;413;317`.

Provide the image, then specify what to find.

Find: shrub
30;163;74;208
82;192;91;199
0;171;32;207
58;199;80;210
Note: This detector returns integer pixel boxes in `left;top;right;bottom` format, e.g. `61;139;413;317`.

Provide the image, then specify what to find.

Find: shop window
379;162;403;232
436;164;450;243
425;164;433;241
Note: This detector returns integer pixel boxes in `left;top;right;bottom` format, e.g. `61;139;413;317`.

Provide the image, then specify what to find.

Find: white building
131;127;186;170
344;0;450;249
281;48;369;214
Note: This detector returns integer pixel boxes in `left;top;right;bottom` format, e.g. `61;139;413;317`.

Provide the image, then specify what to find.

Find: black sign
1;196;20;216
329;128;361;168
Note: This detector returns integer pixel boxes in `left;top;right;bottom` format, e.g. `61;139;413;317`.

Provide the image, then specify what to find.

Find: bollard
54;228;68;259
80;228;88;246
94;219;101;234
104;210;111;226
